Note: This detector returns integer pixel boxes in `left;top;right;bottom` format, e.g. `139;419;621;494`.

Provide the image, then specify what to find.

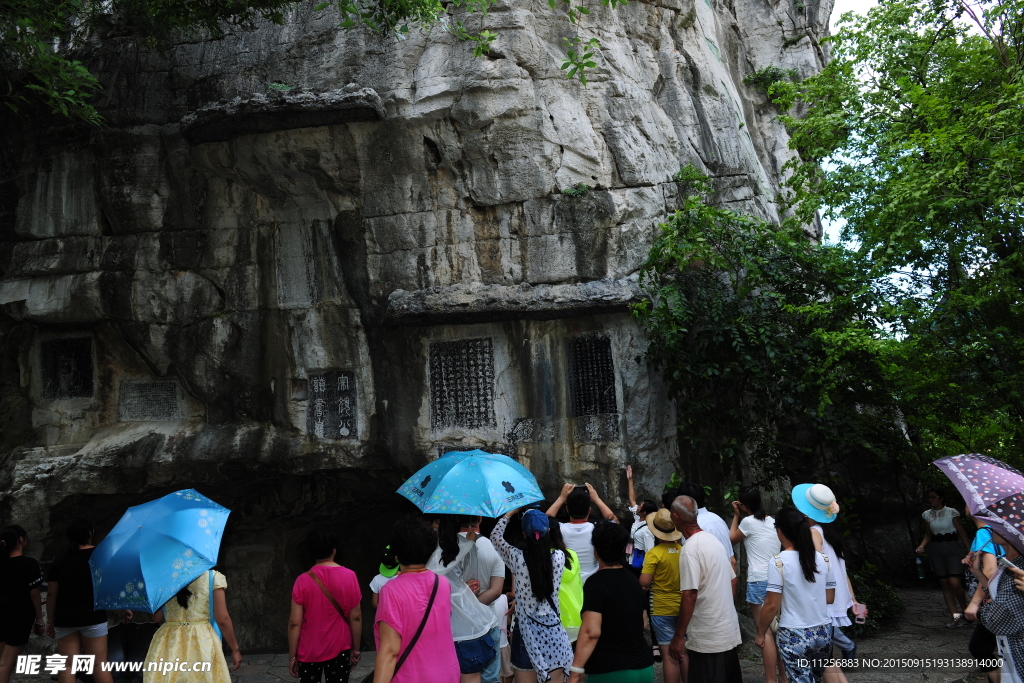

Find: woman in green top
549;519;583;641
640;509;684;683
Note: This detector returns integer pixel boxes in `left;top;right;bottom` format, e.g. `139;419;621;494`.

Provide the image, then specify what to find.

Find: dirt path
737;587;987;683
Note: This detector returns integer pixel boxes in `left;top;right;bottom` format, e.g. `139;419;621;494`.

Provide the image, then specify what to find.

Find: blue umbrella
90;489;230;612
397;449;544;517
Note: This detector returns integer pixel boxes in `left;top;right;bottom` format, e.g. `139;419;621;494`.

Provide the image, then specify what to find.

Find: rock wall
0;0;832;650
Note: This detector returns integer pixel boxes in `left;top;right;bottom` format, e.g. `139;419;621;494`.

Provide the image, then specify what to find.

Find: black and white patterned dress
490;516;573;681
980;554;1024;683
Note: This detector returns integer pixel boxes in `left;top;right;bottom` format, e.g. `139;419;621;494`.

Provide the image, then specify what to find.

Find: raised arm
546;483;575;517
490;513;517;566
626;466;637;509
585;483;618;523
729;501;746;545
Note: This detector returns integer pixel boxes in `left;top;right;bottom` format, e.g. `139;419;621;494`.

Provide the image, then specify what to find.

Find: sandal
946;613;965;628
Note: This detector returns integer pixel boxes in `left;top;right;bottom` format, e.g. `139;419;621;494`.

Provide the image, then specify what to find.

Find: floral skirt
776;623;833;683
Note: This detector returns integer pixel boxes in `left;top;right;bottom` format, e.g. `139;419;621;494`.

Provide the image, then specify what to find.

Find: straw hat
646;508;682;542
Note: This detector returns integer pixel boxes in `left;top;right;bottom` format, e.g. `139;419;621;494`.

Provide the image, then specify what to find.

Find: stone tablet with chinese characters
306;370;357;440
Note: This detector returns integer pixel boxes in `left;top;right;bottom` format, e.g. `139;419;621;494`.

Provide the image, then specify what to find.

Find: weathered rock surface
0;0;832;651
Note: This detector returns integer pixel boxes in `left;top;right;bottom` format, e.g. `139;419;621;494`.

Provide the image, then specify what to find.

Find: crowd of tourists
3;473;1024;683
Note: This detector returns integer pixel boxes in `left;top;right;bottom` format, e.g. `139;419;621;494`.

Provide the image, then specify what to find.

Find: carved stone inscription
569;335;617;416
119;381;180;421
430;338;496;430
41;337;93;400
307;370;357;440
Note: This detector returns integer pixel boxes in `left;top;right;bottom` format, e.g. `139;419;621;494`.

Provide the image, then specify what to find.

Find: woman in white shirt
730;487;783;683
754;508;835;683
915;489;971;627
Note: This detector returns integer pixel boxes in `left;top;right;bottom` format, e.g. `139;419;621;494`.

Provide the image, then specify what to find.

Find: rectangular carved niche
41;337;93;400
430;338;496;430
307;370;357;440
569;335;618;416
119;381;180;421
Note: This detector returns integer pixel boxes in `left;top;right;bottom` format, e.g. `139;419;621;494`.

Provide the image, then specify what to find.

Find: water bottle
916;557;926;579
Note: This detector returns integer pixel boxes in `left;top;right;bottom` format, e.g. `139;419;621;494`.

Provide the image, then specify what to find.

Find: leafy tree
775;0;1024;466
632;168;906;482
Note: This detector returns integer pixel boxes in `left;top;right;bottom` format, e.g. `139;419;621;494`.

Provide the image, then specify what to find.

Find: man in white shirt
669;496;742;683
546;482;619;582
682;481;737;575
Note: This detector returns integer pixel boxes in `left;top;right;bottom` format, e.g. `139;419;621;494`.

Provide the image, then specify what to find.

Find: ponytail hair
775;508;819;582
547;517;573;570
738;487;767;521
522;531;556;602
437;515;462;566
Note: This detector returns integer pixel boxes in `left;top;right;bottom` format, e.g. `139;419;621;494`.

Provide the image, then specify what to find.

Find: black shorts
0;610;35;646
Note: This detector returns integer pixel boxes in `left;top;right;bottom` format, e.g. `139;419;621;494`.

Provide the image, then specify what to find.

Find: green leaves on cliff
1;0;300;124
632;173;902;475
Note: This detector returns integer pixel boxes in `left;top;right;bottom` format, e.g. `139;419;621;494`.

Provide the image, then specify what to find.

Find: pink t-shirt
292;565;362;662
374;571;459;683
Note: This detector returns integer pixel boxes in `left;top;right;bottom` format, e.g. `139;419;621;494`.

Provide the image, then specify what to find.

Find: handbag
360;574;439;683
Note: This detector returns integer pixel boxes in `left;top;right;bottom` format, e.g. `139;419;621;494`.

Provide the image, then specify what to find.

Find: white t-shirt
766;550;836;629
922;507;959;535
738;515;780;582
461;533;507;587
810;524;853;621
369;573;395;594
697;508;735;559
561;522;598;582
678;531;742;653
493;593;510;647
629;518;656;554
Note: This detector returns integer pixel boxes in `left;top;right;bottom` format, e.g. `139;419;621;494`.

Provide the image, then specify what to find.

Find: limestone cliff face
0;0;831;649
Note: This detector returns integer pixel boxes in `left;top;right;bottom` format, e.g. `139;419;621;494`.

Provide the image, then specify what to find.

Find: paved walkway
9;587;993;683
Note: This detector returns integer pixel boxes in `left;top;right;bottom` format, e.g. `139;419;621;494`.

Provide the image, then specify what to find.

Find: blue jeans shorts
746;580;768;605
455;631;497;674
650;615;677;645
510;619;532;671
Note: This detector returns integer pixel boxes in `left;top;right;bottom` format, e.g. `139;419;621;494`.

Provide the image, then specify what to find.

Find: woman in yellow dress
143;570;242;682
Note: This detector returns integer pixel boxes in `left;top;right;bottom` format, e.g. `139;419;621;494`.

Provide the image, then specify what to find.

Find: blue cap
521;509;550;540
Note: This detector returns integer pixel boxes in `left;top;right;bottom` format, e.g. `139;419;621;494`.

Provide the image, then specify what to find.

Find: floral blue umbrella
90;489;230;612
397;449;544;517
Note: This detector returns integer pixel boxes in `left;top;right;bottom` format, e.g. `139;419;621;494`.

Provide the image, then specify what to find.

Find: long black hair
522;528;556;602
739;487;767;521
547;516;574;570
821;519;846;561
437;515;462;566
775;508;819;582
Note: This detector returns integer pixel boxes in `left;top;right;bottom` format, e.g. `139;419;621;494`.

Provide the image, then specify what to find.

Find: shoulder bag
360;573;439;683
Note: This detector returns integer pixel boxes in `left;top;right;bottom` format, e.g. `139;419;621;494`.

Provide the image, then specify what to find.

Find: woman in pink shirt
288;528;363;683
374;517;459;683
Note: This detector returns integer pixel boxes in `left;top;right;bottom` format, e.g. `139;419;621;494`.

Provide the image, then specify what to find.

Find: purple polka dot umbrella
933;454;1024;554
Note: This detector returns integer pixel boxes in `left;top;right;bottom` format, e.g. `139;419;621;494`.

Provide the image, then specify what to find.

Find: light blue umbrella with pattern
89;489;230;613
397;449;544;517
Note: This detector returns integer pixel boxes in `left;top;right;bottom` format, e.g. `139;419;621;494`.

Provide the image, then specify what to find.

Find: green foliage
1;0;299;124
775;0;1024;468
562;182;591;198
742;65;796;98
664;472;682;493
672;164;714;195
561;37;599;84
723;481;742;502
847;563;906;637
633;172;906;474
